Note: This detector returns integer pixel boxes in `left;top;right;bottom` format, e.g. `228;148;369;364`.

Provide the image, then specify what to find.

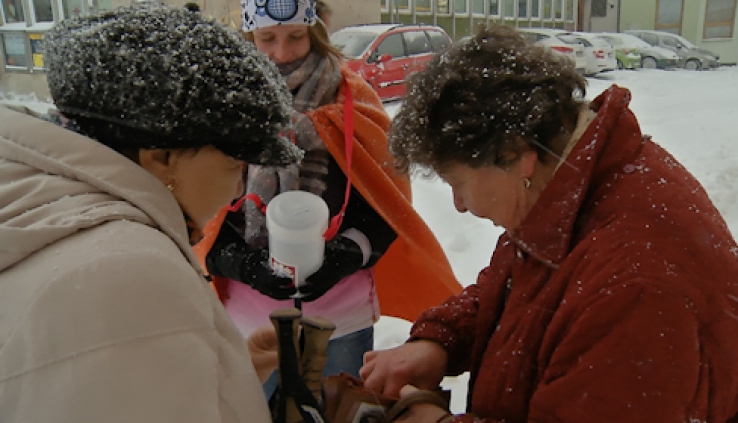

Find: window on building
454;0;468;14
2;0;25;23
591;0;606;17
2;32;29;67
471;0;498;16
554;0;562;18
29;32;44;68
565;0;574;19
472;0;483;14
62;0;83;18
656;0;683;33
489;0;498;15
531;0;540;18
704;0;736;39
436;0;448;13
500;0;515;18
518;0;527;18
504;0;514;17
416;0;431;13
385;0;409;13
33;0;53;22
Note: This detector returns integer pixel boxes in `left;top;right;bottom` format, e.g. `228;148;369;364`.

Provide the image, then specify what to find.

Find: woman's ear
519;149;538;179
138;149;173;181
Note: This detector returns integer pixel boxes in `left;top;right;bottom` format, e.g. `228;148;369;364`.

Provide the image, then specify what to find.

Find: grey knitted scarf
243;51;342;247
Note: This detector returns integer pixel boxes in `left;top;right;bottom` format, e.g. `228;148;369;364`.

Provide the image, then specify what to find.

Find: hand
360;340;448;398
247;326;279;383
300;235;364;302
206;223;296;300
392;385;451;423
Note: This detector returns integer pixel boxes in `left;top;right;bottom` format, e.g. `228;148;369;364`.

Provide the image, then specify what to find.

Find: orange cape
193;66;461;322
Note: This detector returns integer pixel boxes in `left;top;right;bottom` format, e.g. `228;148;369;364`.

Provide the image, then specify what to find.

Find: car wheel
684;59;701;71
642;57;658;69
617;59;624;70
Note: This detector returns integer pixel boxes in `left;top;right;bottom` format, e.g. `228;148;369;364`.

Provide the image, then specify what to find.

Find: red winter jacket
411;85;738;422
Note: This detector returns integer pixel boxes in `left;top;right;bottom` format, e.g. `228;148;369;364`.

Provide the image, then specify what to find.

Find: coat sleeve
4;247;270;423
408;283;483;376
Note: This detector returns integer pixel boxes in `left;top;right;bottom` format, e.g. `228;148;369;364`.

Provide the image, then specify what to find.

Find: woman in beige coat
0;5;301;422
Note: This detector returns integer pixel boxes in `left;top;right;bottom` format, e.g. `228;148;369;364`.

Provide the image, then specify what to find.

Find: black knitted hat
45;4;302;166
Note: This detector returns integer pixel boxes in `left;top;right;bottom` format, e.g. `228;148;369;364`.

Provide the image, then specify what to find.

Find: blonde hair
242;20;344;61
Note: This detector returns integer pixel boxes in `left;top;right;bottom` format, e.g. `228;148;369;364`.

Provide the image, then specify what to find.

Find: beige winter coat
0;106;271;423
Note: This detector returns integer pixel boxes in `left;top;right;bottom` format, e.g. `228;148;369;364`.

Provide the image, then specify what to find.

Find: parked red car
330;24;452;102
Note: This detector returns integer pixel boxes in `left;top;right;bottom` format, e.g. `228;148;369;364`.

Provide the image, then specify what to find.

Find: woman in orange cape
193;0;461;388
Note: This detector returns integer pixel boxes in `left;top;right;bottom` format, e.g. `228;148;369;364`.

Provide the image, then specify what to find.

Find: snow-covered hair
45;4;302;167
390;24;587;175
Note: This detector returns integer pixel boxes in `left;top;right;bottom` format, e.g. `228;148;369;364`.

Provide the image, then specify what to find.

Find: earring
166;175;177;192
524;178;532;189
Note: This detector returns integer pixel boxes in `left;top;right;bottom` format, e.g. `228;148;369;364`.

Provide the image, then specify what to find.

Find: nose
453;191;467;213
270;41;292;64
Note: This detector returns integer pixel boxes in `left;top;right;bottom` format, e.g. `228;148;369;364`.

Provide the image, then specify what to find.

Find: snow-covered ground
3;66;737;413
377;66;738;412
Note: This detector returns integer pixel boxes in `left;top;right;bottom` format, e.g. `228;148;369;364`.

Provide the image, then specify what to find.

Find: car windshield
330;31;377;58
618;34;652;49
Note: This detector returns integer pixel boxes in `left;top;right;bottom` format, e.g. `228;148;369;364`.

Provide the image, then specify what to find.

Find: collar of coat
507;84;644;269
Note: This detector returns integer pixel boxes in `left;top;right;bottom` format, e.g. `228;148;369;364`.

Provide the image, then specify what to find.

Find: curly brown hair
390;24;587;175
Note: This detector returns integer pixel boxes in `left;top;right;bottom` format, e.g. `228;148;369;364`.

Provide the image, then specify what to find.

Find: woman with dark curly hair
360;25;738;422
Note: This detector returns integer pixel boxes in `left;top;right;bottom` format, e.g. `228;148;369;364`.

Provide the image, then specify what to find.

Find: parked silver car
598;32;680;70
625;30;720;70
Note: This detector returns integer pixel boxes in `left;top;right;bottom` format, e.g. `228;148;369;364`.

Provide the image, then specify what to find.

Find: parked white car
517;28;587;75
570;32;617;74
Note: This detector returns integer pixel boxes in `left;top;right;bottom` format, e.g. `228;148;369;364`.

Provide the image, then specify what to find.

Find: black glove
206;222;296;300
300;235;365;302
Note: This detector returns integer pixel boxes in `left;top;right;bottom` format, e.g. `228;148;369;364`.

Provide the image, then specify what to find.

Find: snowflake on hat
242;0;316;32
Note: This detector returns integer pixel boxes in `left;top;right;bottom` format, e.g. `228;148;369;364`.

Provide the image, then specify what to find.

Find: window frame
655;0;684;34
402;29;433;55
416;0;432;14
471;0;500;17
452;0;468;15
0;0;112;73
426;28;451;51
531;0;541;19
371;32;407;62
703;0;736;39
1;31;32;70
